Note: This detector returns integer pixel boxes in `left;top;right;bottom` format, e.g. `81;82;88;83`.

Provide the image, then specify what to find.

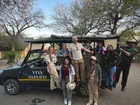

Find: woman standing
104;45;118;90
59;57;75;105
86;56;102;105
45;46;60;90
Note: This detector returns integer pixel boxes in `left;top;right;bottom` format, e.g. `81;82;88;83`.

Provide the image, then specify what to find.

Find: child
86;56;102;105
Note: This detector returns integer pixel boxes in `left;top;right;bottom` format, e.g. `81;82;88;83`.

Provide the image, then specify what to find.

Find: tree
51;0;101;36
0;0;45;51
120;30;140;46
0;33;11;50
0;32;24;50
92;0;140;35
52;0;140;35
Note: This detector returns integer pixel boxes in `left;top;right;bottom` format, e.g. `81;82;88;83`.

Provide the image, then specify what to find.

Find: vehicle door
19;46;50;88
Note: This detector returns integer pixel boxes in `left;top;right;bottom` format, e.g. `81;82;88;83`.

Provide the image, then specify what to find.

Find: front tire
4;79;20;95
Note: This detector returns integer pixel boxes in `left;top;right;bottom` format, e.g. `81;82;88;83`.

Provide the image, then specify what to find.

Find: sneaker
86;102;92;105
94;103;97;105
50;86;56;90
113;82;117;88
121;86;125;92
68;101;71;105
109;86;113;91
104;85;109;89
64;99;67;105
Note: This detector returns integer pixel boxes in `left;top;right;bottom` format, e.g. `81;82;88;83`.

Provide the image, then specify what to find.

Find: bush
135;46;140;62
4;51;17;64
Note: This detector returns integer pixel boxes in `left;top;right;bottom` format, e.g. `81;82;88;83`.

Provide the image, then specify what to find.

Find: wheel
77;83;88;97
4;79;20;95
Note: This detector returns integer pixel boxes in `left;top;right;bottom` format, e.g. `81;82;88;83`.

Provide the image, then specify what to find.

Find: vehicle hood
1;65;22;71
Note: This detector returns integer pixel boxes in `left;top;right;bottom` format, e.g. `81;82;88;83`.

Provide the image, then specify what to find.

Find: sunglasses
76;46;78;50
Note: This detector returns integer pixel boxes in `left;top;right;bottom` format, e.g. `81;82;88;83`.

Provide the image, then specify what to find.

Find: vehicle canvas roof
30;34;120;44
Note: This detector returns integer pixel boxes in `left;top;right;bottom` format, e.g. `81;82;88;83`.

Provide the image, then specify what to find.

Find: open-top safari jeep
0;34;120;96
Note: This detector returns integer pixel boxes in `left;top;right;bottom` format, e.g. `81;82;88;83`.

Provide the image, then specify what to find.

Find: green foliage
0;33;11;50
120;30;140;46
4;51;17;63
0;33;25;50
135;46;140;62
136;46;140;51
15;38;24;50
0;0;45;51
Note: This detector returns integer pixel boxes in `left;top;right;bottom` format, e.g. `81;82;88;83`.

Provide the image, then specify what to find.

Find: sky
25;0;72;38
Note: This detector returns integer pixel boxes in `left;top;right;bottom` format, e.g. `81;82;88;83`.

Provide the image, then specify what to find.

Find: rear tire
77;83;88;97
4;79;20;95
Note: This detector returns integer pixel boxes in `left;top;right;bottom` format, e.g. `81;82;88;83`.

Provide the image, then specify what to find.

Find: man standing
115;40;137;91
69;36;93;83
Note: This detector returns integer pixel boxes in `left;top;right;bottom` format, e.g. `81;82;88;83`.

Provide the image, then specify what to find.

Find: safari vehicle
0;34;120;96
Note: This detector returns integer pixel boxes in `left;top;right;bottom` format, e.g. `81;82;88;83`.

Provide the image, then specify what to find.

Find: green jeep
0;35;120;96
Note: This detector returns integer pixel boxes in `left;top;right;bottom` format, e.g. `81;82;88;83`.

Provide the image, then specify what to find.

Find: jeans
106;66;116;87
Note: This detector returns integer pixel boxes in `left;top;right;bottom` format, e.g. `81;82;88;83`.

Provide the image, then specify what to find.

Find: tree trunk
11;38;16;51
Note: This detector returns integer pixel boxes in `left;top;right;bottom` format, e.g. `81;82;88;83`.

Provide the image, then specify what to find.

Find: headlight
0;70;3;74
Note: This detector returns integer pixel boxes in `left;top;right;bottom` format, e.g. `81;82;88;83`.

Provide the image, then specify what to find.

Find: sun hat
66;82;76;91
126;39;137;43
90;56;97;61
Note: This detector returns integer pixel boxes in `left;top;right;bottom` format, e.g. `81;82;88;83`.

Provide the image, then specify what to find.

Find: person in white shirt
69;36;93;83
45;46;60;90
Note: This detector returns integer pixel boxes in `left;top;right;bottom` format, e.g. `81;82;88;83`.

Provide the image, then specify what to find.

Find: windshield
31;43;43;50
27;52;40;62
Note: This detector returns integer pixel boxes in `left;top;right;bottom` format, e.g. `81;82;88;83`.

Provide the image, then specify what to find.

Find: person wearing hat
59;57;75;105
115;40;137;91
86;56;102;105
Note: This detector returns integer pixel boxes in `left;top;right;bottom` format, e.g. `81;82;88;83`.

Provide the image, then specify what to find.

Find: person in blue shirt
57;43;69;57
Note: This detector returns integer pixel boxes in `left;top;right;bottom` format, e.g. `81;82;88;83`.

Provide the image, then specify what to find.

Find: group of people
44;36;137;105
96;40;137;92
